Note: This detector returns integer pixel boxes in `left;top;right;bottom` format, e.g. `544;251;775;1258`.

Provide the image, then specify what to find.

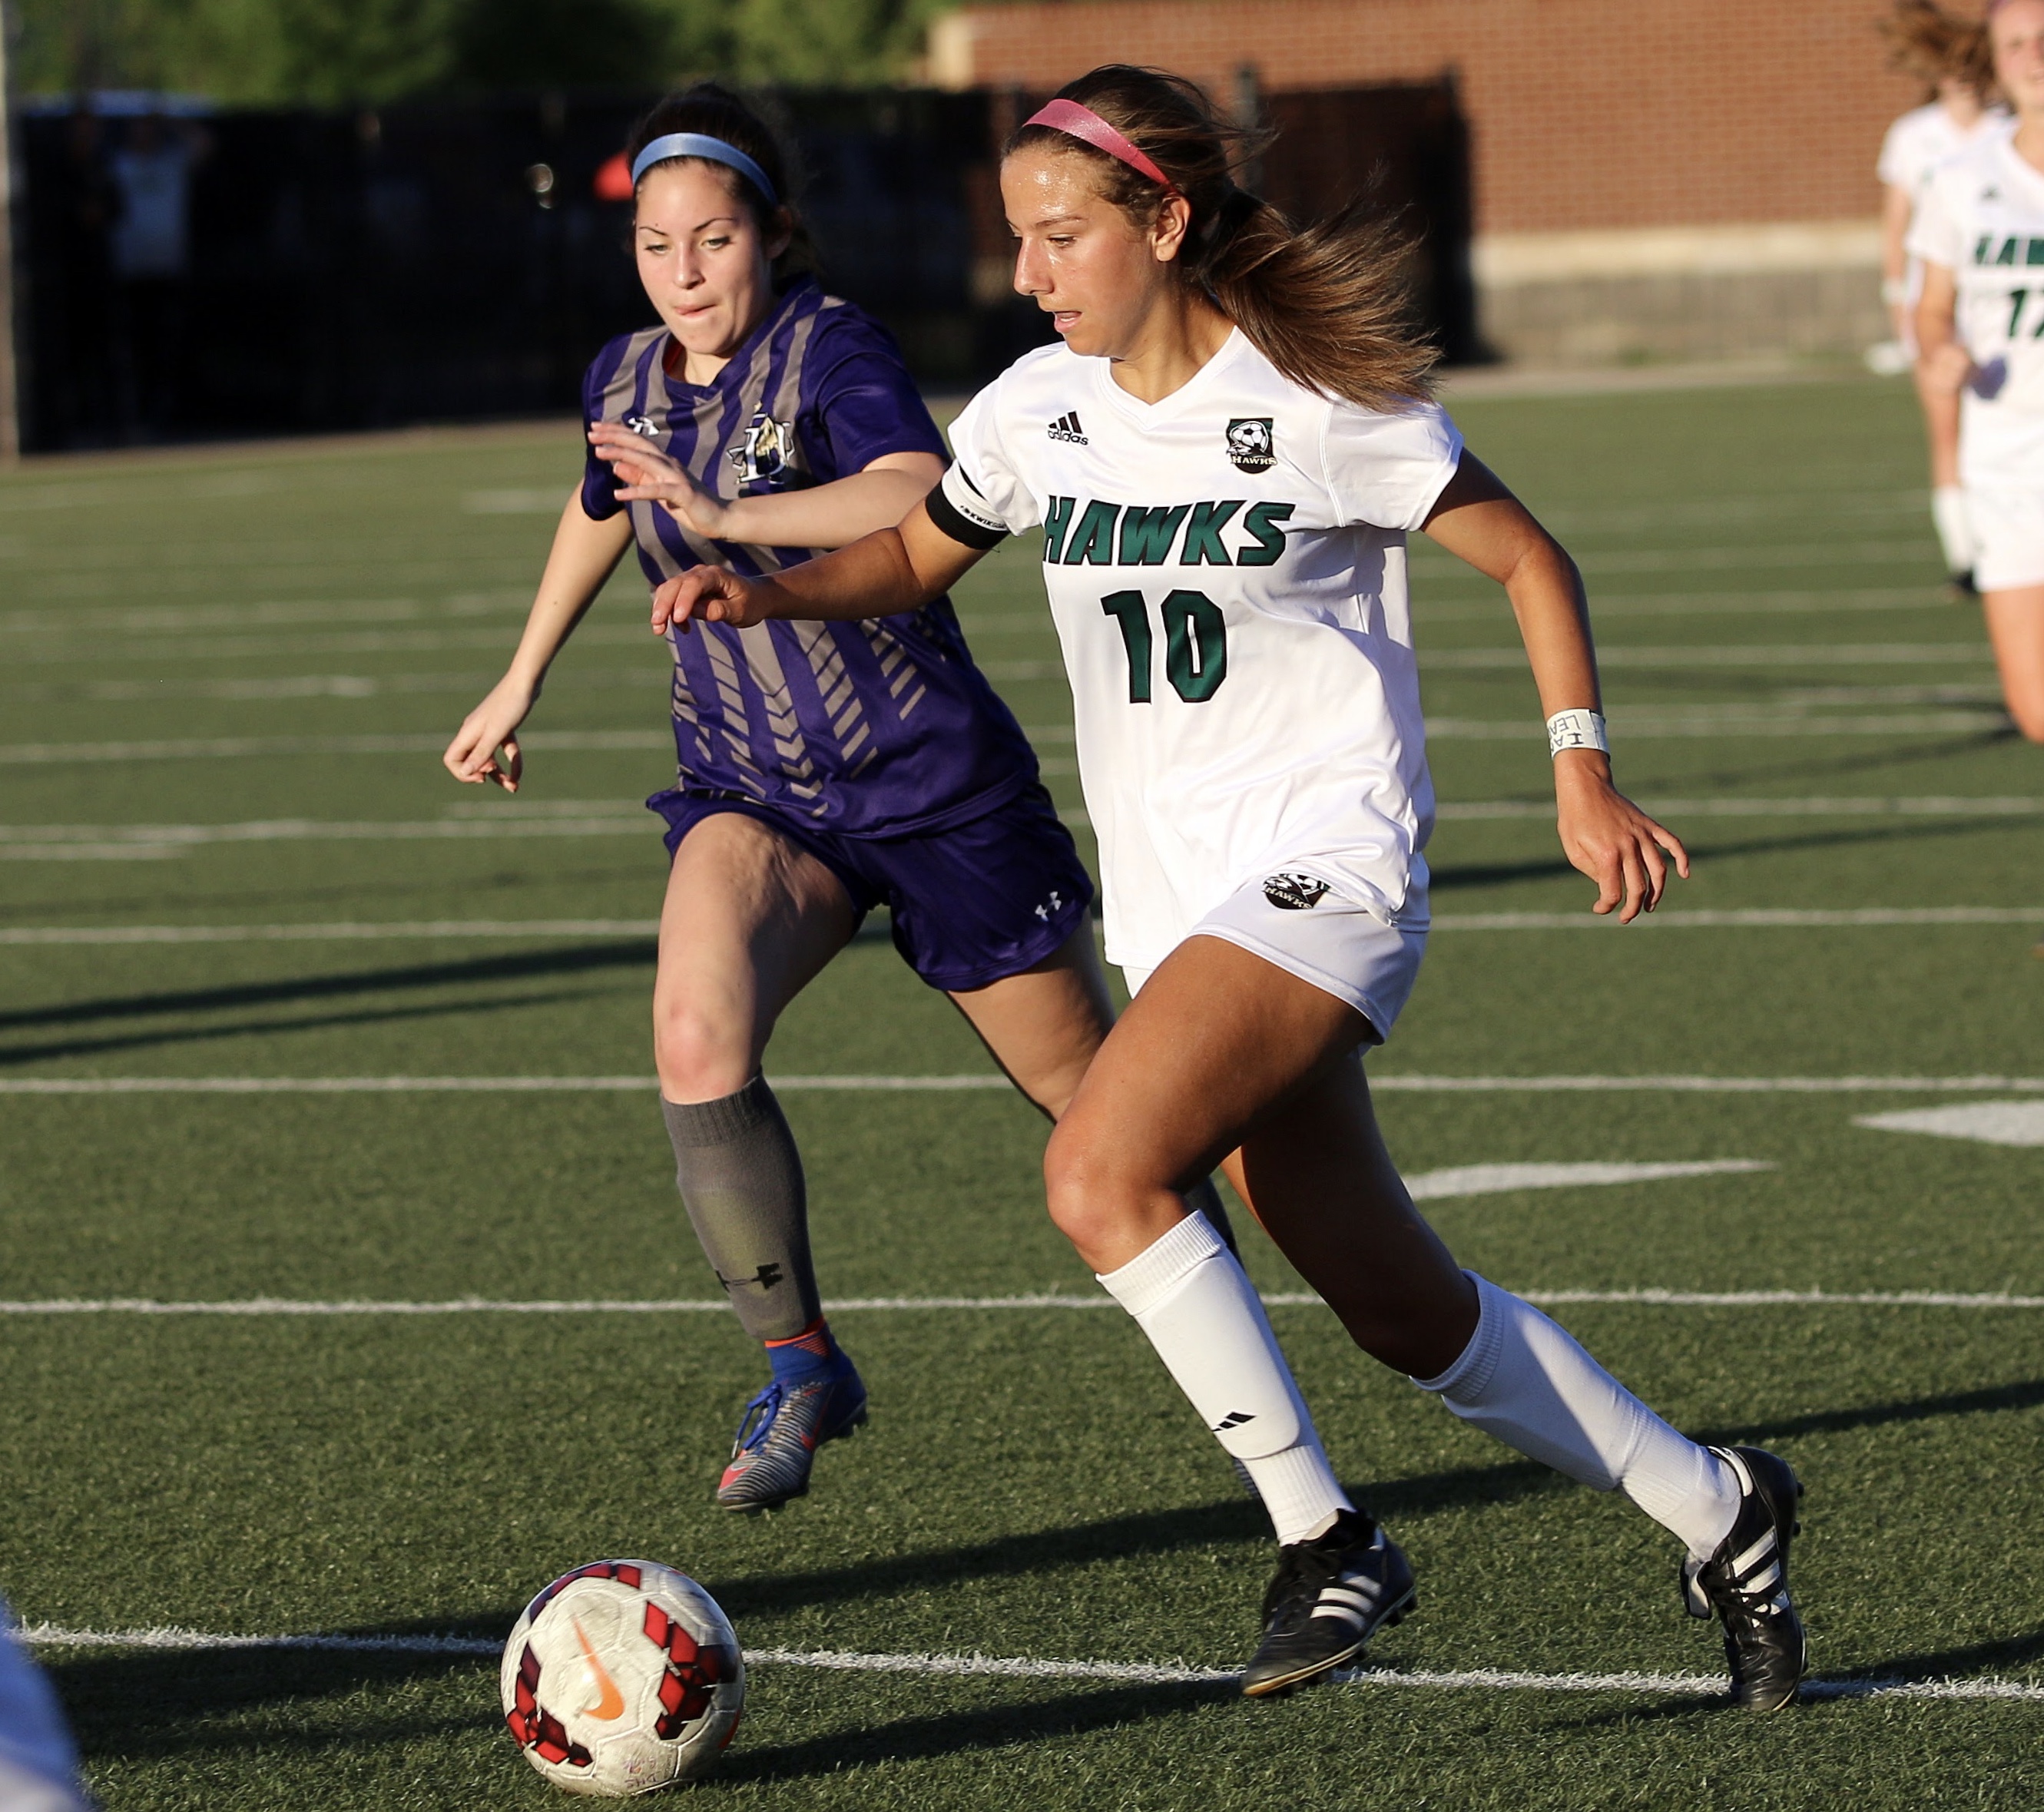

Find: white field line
0;921;663;945
4;1073;2044;1097
1405;1160;1770;1199
1430;907;2044;928
0;817;651;859
0;907;2034;942
1422;588;1949;620
1426;715;1997;740
1440;796;2044;820
1;1290;2038;1316
1427;644;1989;668
15;1626;2039;1703
0;731;668;765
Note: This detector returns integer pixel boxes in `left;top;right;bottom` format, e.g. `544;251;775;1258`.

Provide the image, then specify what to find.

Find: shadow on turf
0;942;657;1065
0;986;618;1066
0;941;657;1038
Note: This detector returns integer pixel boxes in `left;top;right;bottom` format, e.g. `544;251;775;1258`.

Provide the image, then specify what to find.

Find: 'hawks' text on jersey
933;329;1463;973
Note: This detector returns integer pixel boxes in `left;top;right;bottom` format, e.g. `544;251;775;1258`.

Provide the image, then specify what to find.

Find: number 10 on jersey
1101;589;1229;704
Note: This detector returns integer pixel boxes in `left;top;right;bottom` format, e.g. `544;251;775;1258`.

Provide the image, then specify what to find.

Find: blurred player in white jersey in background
1876;1;2010;594
1913;0;2044;740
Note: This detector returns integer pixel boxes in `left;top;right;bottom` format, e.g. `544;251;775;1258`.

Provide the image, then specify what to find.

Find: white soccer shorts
1966;486;2044;592
1119;872;1428;1044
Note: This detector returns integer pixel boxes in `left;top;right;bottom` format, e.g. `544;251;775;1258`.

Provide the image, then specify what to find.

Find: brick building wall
929;0;1928;237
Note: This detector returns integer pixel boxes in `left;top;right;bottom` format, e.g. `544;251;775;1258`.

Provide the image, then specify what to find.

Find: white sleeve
1319;398;1465;533
1906;167;1964;270
1877;114;1914;190
942;379;1040;535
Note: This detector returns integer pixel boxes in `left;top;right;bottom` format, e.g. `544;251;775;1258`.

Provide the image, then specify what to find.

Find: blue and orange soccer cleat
714;1353;867;1513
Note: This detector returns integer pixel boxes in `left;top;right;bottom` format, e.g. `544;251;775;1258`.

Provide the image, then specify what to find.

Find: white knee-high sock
1097;1214;1353;1545
1413;1274;1741;1561
1933;485;1976;575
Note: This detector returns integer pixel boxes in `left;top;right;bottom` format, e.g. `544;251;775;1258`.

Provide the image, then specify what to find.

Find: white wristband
1547;708;1608;757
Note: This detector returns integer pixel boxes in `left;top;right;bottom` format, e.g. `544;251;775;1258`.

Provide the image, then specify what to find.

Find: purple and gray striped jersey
581;280;1040;836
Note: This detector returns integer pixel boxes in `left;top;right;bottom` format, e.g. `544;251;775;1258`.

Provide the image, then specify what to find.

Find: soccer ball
500;1559;744;1795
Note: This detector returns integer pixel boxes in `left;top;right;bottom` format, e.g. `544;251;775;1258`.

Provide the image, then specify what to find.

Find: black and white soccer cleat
1682;1445;1806;1713
1241;1509;1415;1697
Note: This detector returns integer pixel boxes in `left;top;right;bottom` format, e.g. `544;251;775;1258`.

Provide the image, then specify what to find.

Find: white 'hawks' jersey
935;330;1463;973
1879;101;2012;199
1909;133;2044;488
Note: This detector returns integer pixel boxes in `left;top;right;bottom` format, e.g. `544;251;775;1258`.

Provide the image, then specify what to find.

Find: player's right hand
651;568;772;636
443;677;537;792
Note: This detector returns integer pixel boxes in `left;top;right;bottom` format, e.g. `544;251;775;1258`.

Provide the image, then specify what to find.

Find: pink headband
1022;98;1179;194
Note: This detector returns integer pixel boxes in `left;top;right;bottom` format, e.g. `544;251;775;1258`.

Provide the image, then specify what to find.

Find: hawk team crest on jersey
729;411;797;485
1263;873;1328;911
1227;418;1275;472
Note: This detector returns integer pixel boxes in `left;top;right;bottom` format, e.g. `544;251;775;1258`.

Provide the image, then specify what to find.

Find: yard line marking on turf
0;817;654;858
1429;906;2044;928
5;1073;2044;1095
1426;714;1999;740
1425;643;1991;668
1;1290;2038;1315
15;1628;2040;1702
0;730;669;765
1855;1101;2044;1148
0;922;664;945
1439;797;2044;820
1405;1160;1771;1199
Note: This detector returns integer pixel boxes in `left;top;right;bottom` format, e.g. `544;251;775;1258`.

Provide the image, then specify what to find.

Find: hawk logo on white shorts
1226;417;1275;472
1263;873;1328;911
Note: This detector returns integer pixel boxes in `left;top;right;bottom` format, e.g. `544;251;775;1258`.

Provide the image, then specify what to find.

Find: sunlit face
1000;146;1188;360
1993;0;2044;117
633;161;787;370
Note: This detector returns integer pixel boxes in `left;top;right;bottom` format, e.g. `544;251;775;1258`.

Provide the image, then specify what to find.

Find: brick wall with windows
929;0;1930;235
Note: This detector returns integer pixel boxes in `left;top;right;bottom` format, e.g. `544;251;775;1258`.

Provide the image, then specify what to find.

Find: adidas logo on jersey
1047;411;1088;444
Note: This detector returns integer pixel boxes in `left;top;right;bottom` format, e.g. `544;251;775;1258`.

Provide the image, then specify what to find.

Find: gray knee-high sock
661;1078;820;1343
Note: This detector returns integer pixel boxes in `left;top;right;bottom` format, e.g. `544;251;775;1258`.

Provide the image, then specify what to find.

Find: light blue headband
629;132;779;204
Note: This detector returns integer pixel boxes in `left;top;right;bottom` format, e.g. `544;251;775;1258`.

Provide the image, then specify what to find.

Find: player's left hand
588;422;732;538
1552;750;1689;923
651;566;774;636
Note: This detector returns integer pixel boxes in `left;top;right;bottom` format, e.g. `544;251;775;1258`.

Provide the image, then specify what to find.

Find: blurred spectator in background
108;111;210;438
0;1606;89;1812
1874;0;2010;595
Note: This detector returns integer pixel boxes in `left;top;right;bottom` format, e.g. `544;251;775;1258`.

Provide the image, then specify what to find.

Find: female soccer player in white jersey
443;88;1346;1546
1878;2;2010;591
1914;0;2044;741
651;66;1809;1711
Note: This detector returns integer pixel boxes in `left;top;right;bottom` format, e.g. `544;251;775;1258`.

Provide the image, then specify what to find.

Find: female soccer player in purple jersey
445;88;1348;1555
650;67;1809;1711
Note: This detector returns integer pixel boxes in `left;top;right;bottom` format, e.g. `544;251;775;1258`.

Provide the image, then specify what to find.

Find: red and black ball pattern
643;1602;733;1740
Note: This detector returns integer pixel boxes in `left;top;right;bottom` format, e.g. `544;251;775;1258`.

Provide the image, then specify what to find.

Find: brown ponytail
1008;65;1436;412
1880;2;1996;104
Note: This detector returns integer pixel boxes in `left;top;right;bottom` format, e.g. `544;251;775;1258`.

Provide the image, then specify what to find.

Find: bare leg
1048;935;1473;1373
653;813;858;1101
1982;585;2044;743
946;924;1115;1118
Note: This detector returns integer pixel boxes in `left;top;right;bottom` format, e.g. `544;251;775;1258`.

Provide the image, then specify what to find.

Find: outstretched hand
588;421;731;538
1553;752;1689;923
651;566;774;638
443;675;536;792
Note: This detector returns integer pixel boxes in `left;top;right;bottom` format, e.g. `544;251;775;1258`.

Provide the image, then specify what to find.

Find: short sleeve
1877;114;1913;189
942;380;1040;535
807;317;949;475
1320;398;1464;533
1907;167;1965;271
578;341;628;522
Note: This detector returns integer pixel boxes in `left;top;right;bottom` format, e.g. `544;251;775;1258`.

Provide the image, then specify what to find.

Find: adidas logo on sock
1046;411;1088;444
1212;1410;1257;1431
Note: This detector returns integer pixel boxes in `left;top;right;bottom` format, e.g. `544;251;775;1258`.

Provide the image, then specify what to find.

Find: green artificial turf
2;377;2041;1808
